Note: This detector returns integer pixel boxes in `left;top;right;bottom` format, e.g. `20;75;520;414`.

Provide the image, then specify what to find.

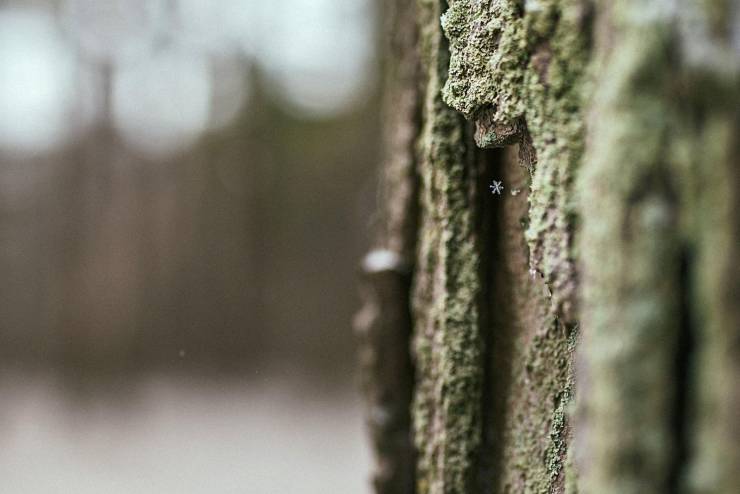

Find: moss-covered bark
438;1;588;491
577;2;740;493
360;1;739;493
442;0;590;325
475;146;577;494
411;2;483;493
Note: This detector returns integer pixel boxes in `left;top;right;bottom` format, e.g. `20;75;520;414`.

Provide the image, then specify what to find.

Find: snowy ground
0;373;371;494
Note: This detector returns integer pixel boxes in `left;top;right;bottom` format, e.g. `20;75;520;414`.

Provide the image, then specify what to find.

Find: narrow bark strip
355;0;421;492
411;1;483;493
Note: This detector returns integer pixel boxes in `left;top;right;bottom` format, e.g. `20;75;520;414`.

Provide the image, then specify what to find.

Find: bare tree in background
358;1;739;493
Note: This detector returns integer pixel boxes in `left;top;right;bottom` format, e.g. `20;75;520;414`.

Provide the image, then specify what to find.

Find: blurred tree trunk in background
358;1;739;493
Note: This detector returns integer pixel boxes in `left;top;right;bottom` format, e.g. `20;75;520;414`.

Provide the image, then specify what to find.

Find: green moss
544;329;578;485
411;1;484;493
441;0;528;121
491;317;578;493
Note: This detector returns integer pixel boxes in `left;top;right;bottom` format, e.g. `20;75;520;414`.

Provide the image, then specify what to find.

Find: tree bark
358;1;739;493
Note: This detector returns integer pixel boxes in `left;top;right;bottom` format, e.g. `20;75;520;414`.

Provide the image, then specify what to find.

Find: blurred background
0;0;381;491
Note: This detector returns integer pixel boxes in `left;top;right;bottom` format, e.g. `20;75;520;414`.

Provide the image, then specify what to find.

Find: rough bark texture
577;2;740;493
411;0;482;492
355;0;421;492
359;1;739;493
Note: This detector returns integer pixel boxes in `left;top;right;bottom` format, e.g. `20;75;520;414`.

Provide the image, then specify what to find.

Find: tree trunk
357;1;739;493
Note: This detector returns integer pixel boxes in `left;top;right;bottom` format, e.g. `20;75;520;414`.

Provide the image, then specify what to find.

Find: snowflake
489;180;504;195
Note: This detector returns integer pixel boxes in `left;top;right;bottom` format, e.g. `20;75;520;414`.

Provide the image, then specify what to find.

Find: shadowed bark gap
474;146;513;492
668;249;695;493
